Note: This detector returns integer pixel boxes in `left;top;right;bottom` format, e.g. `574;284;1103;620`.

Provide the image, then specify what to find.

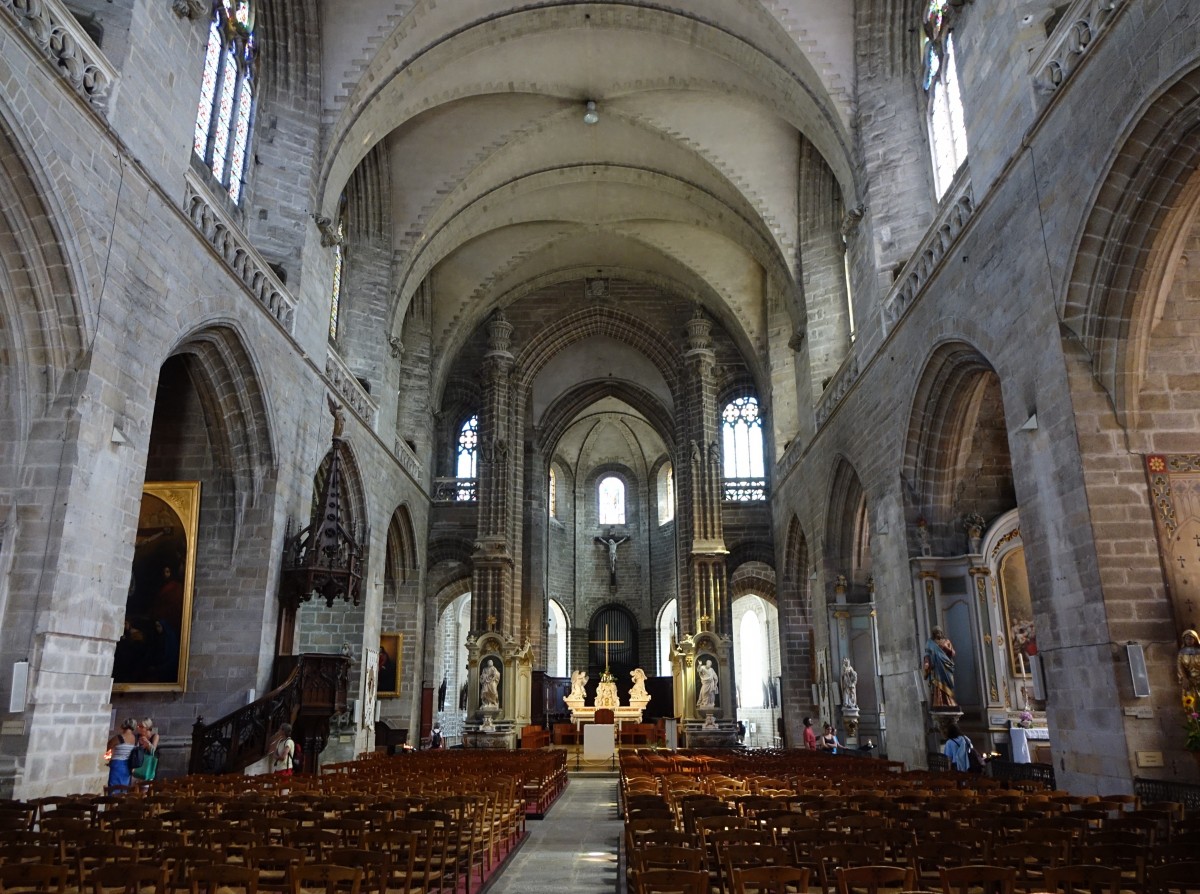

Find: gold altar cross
589;624;624;670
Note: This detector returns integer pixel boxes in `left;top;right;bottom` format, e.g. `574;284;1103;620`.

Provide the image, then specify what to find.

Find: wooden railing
189;653;349;775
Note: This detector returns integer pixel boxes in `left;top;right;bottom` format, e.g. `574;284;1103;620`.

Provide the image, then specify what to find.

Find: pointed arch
825;457;870;595
1062;62;1200;432
904;340;1015;554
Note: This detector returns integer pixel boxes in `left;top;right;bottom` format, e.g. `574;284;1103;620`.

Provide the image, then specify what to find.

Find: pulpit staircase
189;653;349;775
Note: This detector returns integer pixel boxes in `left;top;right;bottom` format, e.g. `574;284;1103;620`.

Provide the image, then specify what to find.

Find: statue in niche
479;659;501;708
923;626;957;708
1178;629;1200;705
841;658;858;709
697;659;719;709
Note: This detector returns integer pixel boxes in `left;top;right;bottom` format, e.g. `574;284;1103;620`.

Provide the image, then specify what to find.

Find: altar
583;723;615;760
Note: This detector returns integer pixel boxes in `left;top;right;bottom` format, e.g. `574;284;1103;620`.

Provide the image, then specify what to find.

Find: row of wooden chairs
629;861;1200;894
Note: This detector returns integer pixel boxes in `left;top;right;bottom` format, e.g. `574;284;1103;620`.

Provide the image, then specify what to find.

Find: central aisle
487;775;623;894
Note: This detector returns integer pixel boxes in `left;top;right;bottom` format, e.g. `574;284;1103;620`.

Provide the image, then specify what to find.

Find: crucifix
589;624;624;673
595;533;629;586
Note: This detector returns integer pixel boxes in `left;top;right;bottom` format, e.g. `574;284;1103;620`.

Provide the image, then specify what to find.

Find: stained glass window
329;215;346;341
658;463;674;525
722;396;766;501
922;0;968;199
193;0;258;203
456;416;478;481
598;475;625;525
548;467;557;518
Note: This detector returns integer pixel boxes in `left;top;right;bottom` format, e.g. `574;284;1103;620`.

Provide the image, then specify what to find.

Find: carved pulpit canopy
279;401;367;609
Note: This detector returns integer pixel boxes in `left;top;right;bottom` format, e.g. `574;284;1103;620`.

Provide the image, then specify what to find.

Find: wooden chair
731;866;811;894
287;865;362;894
631;846;704;873
837;866;916;894
1074;843;1148;894
723;845;791;894
0;862;68;894
991;841;1066;893
77;843;140;891
245;845;305;892
909;842;975;890
286;829;340;862
159;845;218;894
1146;863;1200;894
631;868;711;894
188;863;259;894
815;844;886;894
939;865;1016;894
325;849;388;894
90;862;168;894
0;845;60;866
1042;864;1123;894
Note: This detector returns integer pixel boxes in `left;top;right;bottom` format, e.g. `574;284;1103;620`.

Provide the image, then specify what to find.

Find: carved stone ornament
315;216;344;248
388;337;403;359
172;0;209;19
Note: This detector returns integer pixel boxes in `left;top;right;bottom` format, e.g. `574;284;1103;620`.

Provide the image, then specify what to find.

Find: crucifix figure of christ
589;624;624;675
595;533;629;586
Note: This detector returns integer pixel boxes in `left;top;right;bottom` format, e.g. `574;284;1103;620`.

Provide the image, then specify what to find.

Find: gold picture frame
378;633;402;697
113;481;200;692
999;545;1036;678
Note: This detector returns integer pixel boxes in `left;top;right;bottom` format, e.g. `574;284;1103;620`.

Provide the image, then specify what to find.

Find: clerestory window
193;0;258;204
923;1;969;199
598;475;626;525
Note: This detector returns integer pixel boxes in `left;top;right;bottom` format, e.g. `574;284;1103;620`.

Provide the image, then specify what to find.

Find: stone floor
487;775;623;894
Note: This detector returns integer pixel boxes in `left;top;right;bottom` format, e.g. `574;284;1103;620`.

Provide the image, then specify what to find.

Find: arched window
548;467;557;519
193;0;258;204
547;600;568;677
738;610;766;708
455;415;478;501
329;211;346;342
657;599;678;676
598;475;625;525
722;396;766;501
923;2;968;199
657;463;674;525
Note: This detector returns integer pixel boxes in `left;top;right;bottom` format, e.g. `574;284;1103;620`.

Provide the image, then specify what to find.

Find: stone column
471;313;516;652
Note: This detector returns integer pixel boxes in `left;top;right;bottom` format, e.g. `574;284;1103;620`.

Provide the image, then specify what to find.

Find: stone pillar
472;313;516;643
682;311;730;640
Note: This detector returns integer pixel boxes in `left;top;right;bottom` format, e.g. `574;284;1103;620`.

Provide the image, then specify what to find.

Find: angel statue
569;669;588;700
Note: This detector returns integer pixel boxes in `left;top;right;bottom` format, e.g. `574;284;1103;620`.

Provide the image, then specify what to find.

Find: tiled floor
487;776;622;894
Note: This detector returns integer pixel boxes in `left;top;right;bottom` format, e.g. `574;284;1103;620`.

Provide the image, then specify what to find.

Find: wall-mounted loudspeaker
1029;654;1046;701
8;661;27;713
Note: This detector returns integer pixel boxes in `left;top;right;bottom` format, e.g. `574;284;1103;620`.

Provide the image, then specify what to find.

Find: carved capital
388;337;403;360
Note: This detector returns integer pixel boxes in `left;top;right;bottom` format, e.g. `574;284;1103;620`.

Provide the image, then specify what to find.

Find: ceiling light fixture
583;100;599;125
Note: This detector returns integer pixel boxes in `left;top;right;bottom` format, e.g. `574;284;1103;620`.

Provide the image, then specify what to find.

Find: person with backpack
271;722;295;776
943;723;980;772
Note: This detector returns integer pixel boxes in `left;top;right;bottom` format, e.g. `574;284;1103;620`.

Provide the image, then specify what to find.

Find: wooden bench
553;722;580;745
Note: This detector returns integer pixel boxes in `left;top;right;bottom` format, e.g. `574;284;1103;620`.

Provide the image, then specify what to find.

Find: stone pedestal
842;705;860;746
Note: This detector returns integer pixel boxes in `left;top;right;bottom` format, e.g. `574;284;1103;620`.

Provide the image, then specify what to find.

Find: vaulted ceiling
317;1;857;405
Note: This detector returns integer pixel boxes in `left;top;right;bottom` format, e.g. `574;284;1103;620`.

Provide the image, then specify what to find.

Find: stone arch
824;456;871;600
903;340;1015;555
729;560;777;607
0;112;88;491
1062;62;1200;431
538;381;676;458
168;325;276;523
384;505;419;589
778;515;812;746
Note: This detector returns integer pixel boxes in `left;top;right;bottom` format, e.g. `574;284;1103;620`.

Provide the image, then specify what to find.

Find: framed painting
999;545;1036;677
113;481;201;692
378;632;402;697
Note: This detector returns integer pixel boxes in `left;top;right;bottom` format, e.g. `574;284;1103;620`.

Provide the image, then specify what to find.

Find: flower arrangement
600;669;617;684
1184;694;1200;751
1018;710;1033;729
